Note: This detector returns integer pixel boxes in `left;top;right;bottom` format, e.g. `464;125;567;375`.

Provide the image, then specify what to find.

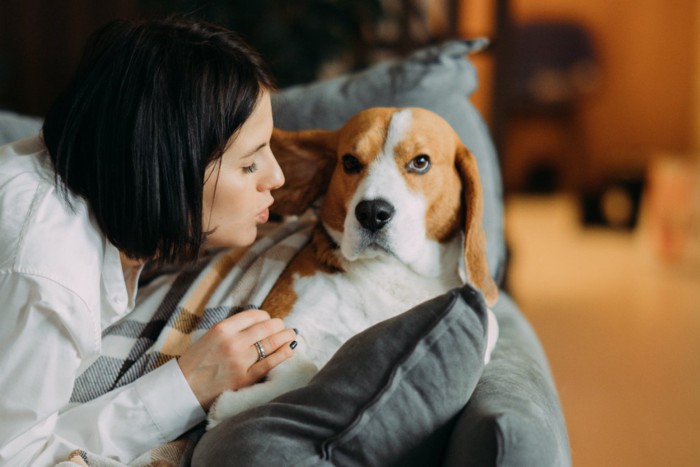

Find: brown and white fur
208;107;499;428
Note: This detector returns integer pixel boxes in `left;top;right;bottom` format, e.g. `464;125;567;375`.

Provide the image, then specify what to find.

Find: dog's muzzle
355;198;395;233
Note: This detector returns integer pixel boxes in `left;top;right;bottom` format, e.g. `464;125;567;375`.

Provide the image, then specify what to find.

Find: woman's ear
455;142;499;307
270;128;338;216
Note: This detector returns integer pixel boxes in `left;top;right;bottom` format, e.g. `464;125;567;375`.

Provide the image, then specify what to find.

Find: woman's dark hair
42;17;275;264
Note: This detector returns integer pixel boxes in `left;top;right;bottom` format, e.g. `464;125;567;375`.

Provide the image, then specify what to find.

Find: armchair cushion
0;110;42;145
444;294;571;466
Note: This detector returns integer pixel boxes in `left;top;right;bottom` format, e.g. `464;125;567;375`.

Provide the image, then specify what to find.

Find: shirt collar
101;241;143;327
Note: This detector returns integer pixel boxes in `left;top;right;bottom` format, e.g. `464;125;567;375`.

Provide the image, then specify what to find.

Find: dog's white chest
285;255;461;368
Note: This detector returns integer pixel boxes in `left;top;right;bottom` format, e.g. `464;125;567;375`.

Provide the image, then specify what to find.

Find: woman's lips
256;207;270;224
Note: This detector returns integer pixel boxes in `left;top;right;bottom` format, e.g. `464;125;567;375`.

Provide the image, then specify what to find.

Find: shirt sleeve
0;272;206;467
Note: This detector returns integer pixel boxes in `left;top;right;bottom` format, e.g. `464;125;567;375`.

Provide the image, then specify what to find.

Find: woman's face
202;92;284;247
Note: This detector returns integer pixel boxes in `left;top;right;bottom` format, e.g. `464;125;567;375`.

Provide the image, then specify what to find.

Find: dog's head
271;107;498;306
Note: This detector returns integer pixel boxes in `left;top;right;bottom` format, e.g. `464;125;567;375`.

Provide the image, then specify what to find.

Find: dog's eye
342;154;363;174
407;154;431;174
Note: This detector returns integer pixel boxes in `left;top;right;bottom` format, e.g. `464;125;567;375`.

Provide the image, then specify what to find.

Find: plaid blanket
63;214;316;467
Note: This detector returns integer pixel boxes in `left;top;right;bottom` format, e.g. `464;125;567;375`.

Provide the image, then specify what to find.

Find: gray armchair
198;40;571;466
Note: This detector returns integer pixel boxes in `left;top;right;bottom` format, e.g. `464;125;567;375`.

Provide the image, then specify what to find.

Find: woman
0;17;297;465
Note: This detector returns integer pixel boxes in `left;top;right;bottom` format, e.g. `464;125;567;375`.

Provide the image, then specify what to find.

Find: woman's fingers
244;315;285;342
179;308;299;409
215;308;271;333
248;331;298;381
216;308;298;368
250;327;297;363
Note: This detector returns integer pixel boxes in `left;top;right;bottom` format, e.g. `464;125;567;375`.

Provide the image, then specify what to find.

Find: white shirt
0;136;206;466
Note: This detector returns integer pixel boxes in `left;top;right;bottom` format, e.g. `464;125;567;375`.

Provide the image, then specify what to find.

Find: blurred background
1;0;698;465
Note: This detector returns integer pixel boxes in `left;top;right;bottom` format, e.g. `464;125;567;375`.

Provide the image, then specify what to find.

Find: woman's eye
342;154;363;174
243;162;258;174
407;154;431;174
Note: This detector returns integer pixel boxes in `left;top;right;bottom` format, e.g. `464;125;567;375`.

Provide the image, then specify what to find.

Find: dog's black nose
355;199;395;232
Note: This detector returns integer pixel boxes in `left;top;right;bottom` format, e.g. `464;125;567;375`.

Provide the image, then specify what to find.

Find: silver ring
254;340;266;362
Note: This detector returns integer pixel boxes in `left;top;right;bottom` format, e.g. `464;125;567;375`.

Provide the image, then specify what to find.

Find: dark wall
0;0;139;116
0;0;452;117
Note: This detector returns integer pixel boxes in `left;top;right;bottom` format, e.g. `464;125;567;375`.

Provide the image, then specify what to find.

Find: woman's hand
177;308;297;410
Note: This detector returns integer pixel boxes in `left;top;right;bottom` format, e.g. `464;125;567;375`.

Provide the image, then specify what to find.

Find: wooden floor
505;195;700;467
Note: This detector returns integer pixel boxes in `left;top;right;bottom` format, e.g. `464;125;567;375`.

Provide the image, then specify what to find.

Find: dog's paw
208;382;283;429
271;356;318;387
206;358;320;430
207;389;243;430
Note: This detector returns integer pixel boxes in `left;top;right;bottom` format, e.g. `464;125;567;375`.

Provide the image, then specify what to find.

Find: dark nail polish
290;340;298;350
293;328;299;335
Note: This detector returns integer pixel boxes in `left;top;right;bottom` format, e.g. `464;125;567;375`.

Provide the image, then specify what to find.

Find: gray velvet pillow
193;285;490;466
271;39;505;283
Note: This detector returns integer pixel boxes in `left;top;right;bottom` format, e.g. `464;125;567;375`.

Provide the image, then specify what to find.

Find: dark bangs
42;17;274;264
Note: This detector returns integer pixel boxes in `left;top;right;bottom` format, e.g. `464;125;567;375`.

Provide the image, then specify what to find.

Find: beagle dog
208;107;499;428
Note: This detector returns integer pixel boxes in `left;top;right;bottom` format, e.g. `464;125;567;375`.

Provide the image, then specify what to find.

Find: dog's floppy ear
455;143;499;307
270;128;338;216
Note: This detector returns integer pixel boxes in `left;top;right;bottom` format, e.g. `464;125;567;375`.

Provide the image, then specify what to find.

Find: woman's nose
261;150;285;191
